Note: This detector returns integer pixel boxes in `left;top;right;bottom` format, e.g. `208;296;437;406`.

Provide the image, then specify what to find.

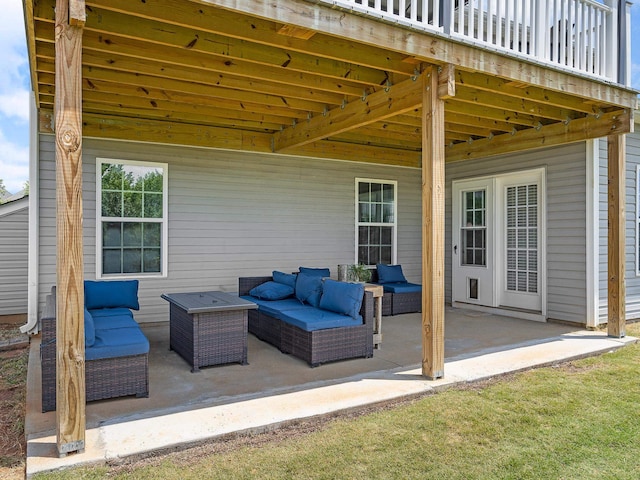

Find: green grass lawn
37;324;640;480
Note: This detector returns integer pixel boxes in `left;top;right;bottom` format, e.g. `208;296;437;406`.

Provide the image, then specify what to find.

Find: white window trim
96;158;169;279
354;178;398;266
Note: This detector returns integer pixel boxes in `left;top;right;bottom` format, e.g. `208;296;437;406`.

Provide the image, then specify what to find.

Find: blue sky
1;0;639;195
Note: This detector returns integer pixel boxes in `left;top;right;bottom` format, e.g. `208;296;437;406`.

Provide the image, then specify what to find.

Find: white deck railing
318;0;625;82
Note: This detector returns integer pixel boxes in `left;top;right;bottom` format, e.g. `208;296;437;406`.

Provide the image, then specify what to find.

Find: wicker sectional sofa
41;281;149;412
239;271;374;367
370;264;422;316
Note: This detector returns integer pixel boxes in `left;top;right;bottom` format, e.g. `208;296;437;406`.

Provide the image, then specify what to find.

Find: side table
364;284;384;349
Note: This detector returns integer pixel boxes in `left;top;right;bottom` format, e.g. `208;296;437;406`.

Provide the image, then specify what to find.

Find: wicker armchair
40;287;149;412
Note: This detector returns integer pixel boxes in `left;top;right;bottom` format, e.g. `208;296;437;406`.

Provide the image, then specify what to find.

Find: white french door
452;169;545;314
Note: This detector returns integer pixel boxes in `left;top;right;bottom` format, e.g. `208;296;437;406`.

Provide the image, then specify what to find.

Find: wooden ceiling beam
444;100;547;129
35;49;350;106
454;70;608;115
33;9;396;88
273;73;424;151
446;109;633;162
81;0;417;76
215;0;638;109
454;85;580;123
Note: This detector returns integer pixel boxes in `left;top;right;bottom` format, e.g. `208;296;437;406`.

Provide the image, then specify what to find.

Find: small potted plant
347;263;372;283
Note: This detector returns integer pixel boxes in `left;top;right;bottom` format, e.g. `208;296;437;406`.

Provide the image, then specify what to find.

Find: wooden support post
421;65;448;379
55;0;86;456
607;134;626;338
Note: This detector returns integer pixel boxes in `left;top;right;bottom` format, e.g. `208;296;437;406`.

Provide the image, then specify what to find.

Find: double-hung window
97;159;168;278
356;179;397;266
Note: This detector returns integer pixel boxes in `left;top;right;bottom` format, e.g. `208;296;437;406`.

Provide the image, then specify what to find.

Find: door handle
454;245;458;254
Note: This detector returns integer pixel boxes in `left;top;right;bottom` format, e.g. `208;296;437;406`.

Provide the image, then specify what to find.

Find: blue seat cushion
89;308;139;330
376;264;408;284
85;280;140;310
319;279;364;320
272;271;297;288
382;282;422;294
84;307;95;347
85;326;149;361
277;306;361;331
241;297;303;317
249;281;294;300
295;273;323;307
298;266;330;277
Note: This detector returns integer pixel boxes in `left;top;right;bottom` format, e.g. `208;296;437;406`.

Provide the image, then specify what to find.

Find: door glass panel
506;184;538;293
461;189;486;266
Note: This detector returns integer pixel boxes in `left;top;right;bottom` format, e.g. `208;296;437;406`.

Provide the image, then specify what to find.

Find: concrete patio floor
25;306;637;477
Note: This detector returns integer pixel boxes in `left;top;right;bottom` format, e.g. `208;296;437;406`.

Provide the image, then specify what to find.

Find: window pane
123;192;143;218
103;222;122;247
103;249;122;274
144;223;161;247
358;182;369;202
358;226;369;244
123;223;142;247
382;184;394;202
143;249;161;273
368;246;380;265
102;192;121;217
358;246;368;265
380;246;392;264
370;183;382;202
382;203;394;223
371;204;382;223
102;163;123;190
381;227;392;244
123;249;142;273
359;203;370;223
370;226;381;244
144;193;163;218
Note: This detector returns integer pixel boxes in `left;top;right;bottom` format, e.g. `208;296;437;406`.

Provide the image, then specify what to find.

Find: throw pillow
272;270;297;288
319;279;364;320
298;266;330;277
249;281;294;300
84;307;96;347
295;273;323;307
376;264;408;284
84;280;140;310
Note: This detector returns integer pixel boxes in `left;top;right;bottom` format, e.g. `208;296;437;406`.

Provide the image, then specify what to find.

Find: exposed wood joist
446;109;633;162
273;73;425;152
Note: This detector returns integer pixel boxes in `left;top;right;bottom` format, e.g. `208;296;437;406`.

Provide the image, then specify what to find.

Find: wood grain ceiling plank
446;109;633;162
273;73;424;151
81;0;416;76
454;70;605;115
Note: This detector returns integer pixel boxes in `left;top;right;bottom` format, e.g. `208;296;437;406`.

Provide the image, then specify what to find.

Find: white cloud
0;0;30;193
0;129;29;194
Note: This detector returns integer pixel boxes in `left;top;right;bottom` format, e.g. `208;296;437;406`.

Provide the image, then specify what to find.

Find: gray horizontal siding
0;203;29;315
598;131;640;321
445;143;588;323
38;136;422;323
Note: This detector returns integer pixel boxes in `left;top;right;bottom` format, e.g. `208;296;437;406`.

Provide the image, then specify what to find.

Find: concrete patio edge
26;331;637;477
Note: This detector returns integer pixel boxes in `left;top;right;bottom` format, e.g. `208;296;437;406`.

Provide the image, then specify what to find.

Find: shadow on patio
25;306;632;475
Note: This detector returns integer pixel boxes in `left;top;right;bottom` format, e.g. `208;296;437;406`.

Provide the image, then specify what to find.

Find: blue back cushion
295;273;323;307
249;281;294;300
298;266;330;277
376;264;408;284
319;279;364;320
84;307;95;347
272;270;297;288
84;280;140;310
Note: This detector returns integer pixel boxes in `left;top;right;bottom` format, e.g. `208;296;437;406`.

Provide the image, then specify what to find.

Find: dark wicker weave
40;290;149;413
239;276;374;367
169;302;248;372
370;268;422;316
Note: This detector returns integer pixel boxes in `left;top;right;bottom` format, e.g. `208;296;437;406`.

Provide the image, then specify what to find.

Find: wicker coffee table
161;291;257;372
